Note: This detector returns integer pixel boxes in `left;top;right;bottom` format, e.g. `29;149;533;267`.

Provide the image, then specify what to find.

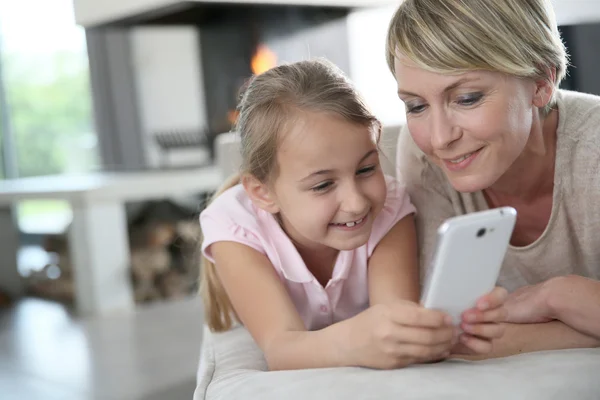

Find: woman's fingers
462;286;509;324
477;286;508;311
463;306;508;324
458;333;494;354
461;322;506;339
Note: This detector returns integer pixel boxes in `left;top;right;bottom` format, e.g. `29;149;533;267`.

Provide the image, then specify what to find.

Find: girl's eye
457;93;483;106
311;181;333;192
357;165;376;175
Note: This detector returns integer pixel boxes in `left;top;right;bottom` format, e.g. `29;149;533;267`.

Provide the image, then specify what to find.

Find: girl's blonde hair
386;0;569;114
200;58;381;332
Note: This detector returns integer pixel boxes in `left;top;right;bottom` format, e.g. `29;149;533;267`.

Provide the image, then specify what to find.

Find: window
0;0;99;234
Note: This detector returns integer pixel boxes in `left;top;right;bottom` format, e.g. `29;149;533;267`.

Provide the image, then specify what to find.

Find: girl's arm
367;214;420;305
210;240;455;371
367;214;508;356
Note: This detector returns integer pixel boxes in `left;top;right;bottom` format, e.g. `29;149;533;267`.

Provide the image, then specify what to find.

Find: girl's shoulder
200;184;263;236
203;183;254;216
199;184;268;261
366;174;417;256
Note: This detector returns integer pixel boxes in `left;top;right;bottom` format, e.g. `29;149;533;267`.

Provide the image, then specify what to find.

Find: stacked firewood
26;199;204;305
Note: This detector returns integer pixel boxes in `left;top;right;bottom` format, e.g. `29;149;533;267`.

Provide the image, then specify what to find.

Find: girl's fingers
394;325;457;346
391;303;453;328
401;342;454;361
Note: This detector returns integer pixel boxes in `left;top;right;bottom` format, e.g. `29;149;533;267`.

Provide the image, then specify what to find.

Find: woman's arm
456;275;600;360
368;214;420;305
454;320;600;361
503;275;600;339
546;275;600;339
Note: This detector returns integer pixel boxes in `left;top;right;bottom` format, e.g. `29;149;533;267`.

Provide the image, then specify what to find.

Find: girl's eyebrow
299;149;378;183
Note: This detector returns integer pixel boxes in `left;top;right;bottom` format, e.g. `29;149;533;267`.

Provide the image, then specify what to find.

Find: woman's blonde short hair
386;0;569;113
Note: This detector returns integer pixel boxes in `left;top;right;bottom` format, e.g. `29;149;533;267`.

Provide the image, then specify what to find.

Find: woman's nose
430;108;461;150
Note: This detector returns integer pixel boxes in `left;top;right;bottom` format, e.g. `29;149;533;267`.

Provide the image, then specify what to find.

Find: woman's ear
242;174;280;214
533;67;556;109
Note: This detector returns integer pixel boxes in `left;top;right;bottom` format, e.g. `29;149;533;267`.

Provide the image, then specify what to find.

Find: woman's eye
357;165;376;175
406;103;427;114
311;181;333;192
457;93;483;106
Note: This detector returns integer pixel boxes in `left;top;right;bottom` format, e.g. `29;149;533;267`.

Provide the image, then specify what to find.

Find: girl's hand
452;287;508;355
346;301;457;369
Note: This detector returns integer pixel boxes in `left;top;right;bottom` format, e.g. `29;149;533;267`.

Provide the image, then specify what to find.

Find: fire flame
227;110;239;126
228;45;276;127
251;44;277;75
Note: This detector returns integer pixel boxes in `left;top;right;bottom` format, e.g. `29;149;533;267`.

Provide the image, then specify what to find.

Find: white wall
551;0;600;25
130;27;208;168
347;6;406;127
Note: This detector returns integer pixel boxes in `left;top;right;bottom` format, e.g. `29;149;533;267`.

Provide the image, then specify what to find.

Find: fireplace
97;3;355;167
79;0;405;173
195;4;352;156
198;6;349;145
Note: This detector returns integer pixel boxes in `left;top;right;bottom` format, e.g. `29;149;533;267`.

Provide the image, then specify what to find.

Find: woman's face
394;55;541;193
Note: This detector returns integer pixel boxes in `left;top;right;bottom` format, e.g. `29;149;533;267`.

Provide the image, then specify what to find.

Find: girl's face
268;111;387;254
394;55;544;193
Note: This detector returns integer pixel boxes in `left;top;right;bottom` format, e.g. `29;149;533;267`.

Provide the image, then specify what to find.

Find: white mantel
73;0;399;27
73;0;600;28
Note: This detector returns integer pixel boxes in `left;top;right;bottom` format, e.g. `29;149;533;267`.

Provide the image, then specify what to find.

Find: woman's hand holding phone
451;287;508;355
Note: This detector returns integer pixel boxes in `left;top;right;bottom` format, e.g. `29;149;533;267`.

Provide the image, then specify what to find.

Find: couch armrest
214;125;403;179
215;132;242;179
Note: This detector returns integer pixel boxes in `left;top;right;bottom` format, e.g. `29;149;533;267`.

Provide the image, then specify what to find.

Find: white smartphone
420;207;517;325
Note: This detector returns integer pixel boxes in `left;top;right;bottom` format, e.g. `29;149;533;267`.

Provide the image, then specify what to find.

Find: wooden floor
0;297;204;399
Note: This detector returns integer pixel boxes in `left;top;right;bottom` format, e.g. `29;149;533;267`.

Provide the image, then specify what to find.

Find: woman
387;0;600;359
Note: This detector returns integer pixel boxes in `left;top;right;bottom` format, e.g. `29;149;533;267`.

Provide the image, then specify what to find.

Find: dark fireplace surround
106;2;354;159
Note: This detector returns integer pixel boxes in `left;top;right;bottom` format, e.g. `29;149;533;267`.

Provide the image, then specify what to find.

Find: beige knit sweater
396;89;600;292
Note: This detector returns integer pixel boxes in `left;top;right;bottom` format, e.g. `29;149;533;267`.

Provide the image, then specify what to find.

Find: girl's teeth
344;217;364;227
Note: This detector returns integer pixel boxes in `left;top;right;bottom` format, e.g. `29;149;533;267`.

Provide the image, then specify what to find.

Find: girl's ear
242;174;280;214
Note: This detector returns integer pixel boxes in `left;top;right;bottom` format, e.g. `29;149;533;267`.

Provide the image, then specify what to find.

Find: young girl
200;59;506;370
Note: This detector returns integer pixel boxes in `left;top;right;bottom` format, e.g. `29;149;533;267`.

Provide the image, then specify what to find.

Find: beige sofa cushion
195;325;600;399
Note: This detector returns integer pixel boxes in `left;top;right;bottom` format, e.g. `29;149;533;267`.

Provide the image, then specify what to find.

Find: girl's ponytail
199;173;241;332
